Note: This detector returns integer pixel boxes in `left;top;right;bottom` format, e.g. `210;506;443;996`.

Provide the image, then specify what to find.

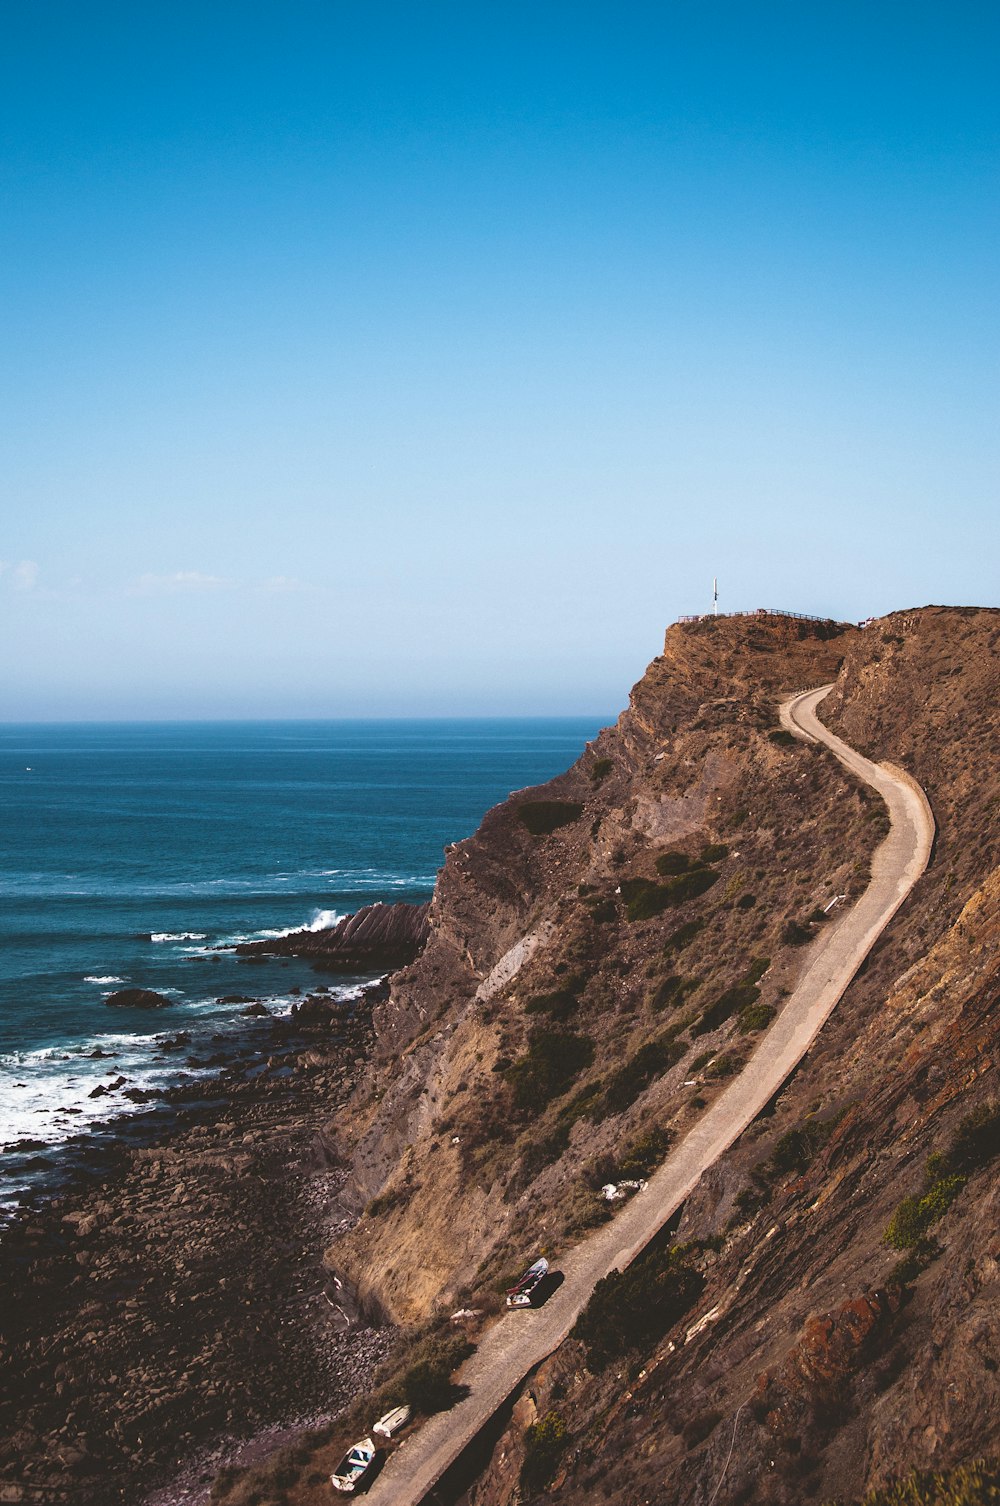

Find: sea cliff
4;607;999;1506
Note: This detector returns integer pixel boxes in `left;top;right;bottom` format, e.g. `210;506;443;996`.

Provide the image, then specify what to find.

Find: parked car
330;1436;378;1493
372;1404;411;1439
506;1256;549;1308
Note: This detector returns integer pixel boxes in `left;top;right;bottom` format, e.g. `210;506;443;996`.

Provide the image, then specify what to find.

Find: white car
330;1436;378;1493
373;1404;411;1439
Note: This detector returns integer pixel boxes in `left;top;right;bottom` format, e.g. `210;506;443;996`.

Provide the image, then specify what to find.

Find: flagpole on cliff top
713;577;718;615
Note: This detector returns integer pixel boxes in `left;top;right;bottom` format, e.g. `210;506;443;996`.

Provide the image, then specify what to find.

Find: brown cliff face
320;615;888;1324
461;607;1000;1506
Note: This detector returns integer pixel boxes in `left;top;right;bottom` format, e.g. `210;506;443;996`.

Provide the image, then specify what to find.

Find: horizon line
0;712;617;727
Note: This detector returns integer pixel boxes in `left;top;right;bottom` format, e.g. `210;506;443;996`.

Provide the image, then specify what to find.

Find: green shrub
622;868;720;922
919;1174;967;1221
831;1458;1000;1504
590;1033;687;1121
691;1051;714;1072
403;1338;473;1403
748;1111;848;1194
706;1052;742;1078
401;1354;467;1413
886;1240;940;1287
738;1002;776;1033
655;850;691;875
504;1028;595;1111
731;1185;767;1221
520;1412;569;1493
769;729;797;747
948;1101;1000;1173
377;1322;475;1418
618;1125;671;1179
366;1181;411;1217
210;1467;246;1500
736;892;757;909
693;983;760;1036
517;800;584;835
683;1408;723;1448
742;956;771;983
880;1107;993;1255
556;1081;605;1129
648;974;686;1011
767;1116;837;1177
884;1176;966;1250
572;1241;704;1370
620;877;671;920
782;919;814;945
525;984;580;1021
666;868;720;905
517;1123;572;1182
701;843;729;863
663;920;704;952
590;757;614;785
560;1180;614;1237
880;1105;1000;1265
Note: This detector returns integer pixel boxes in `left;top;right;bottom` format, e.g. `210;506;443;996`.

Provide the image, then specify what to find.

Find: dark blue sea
0;719;605;1201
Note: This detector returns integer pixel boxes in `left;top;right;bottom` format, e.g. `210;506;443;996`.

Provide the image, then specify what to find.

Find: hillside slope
324;614;879;1326
210;606;998;1506
462;606;1000;1506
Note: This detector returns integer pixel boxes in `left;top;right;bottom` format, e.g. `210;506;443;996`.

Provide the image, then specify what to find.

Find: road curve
365;686;935;1506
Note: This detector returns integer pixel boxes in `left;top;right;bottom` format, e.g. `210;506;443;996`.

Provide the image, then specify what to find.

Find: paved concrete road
363;686;935;1506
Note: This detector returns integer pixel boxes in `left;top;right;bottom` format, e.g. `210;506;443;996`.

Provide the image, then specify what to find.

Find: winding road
364;685;935;1506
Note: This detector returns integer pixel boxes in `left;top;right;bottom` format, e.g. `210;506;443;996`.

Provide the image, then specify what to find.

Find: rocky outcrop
235;900;431;970
104;987;173;1009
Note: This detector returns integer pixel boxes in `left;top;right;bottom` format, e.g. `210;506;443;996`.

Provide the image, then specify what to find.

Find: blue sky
3;2;998;717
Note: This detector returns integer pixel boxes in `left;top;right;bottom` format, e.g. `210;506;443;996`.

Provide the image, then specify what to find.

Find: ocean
0;717;605;1204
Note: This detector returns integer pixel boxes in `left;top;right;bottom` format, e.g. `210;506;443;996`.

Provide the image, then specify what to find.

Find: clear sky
3;2;998;718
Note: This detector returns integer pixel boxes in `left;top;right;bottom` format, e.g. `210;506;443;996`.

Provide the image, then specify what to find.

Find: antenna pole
713;577;718;615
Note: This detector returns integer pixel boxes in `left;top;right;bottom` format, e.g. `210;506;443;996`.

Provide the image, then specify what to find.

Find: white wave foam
150;932;207;943
84;975;126;985
316;870;436;887
253;907;343;940
0;1031;215;1153
307;907;341;931
208;907;344;949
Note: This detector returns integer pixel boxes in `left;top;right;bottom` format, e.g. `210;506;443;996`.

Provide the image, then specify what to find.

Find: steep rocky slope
322;613;881;1328
458;606;1000;1506
207;605;998;1506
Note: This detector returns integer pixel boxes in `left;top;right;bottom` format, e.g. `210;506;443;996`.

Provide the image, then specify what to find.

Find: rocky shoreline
0;981;399;1506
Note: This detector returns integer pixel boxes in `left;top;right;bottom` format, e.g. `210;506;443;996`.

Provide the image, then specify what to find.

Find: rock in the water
105;988;173;1010
235;900;430;969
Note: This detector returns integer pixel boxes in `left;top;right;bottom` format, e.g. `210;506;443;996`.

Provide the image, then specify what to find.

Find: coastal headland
3;606;999;1506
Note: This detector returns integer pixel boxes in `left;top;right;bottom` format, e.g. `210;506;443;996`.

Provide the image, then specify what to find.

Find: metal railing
676;608;842;625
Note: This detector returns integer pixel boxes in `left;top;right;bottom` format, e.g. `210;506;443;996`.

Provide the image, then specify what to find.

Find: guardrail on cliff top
676;608;842;625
